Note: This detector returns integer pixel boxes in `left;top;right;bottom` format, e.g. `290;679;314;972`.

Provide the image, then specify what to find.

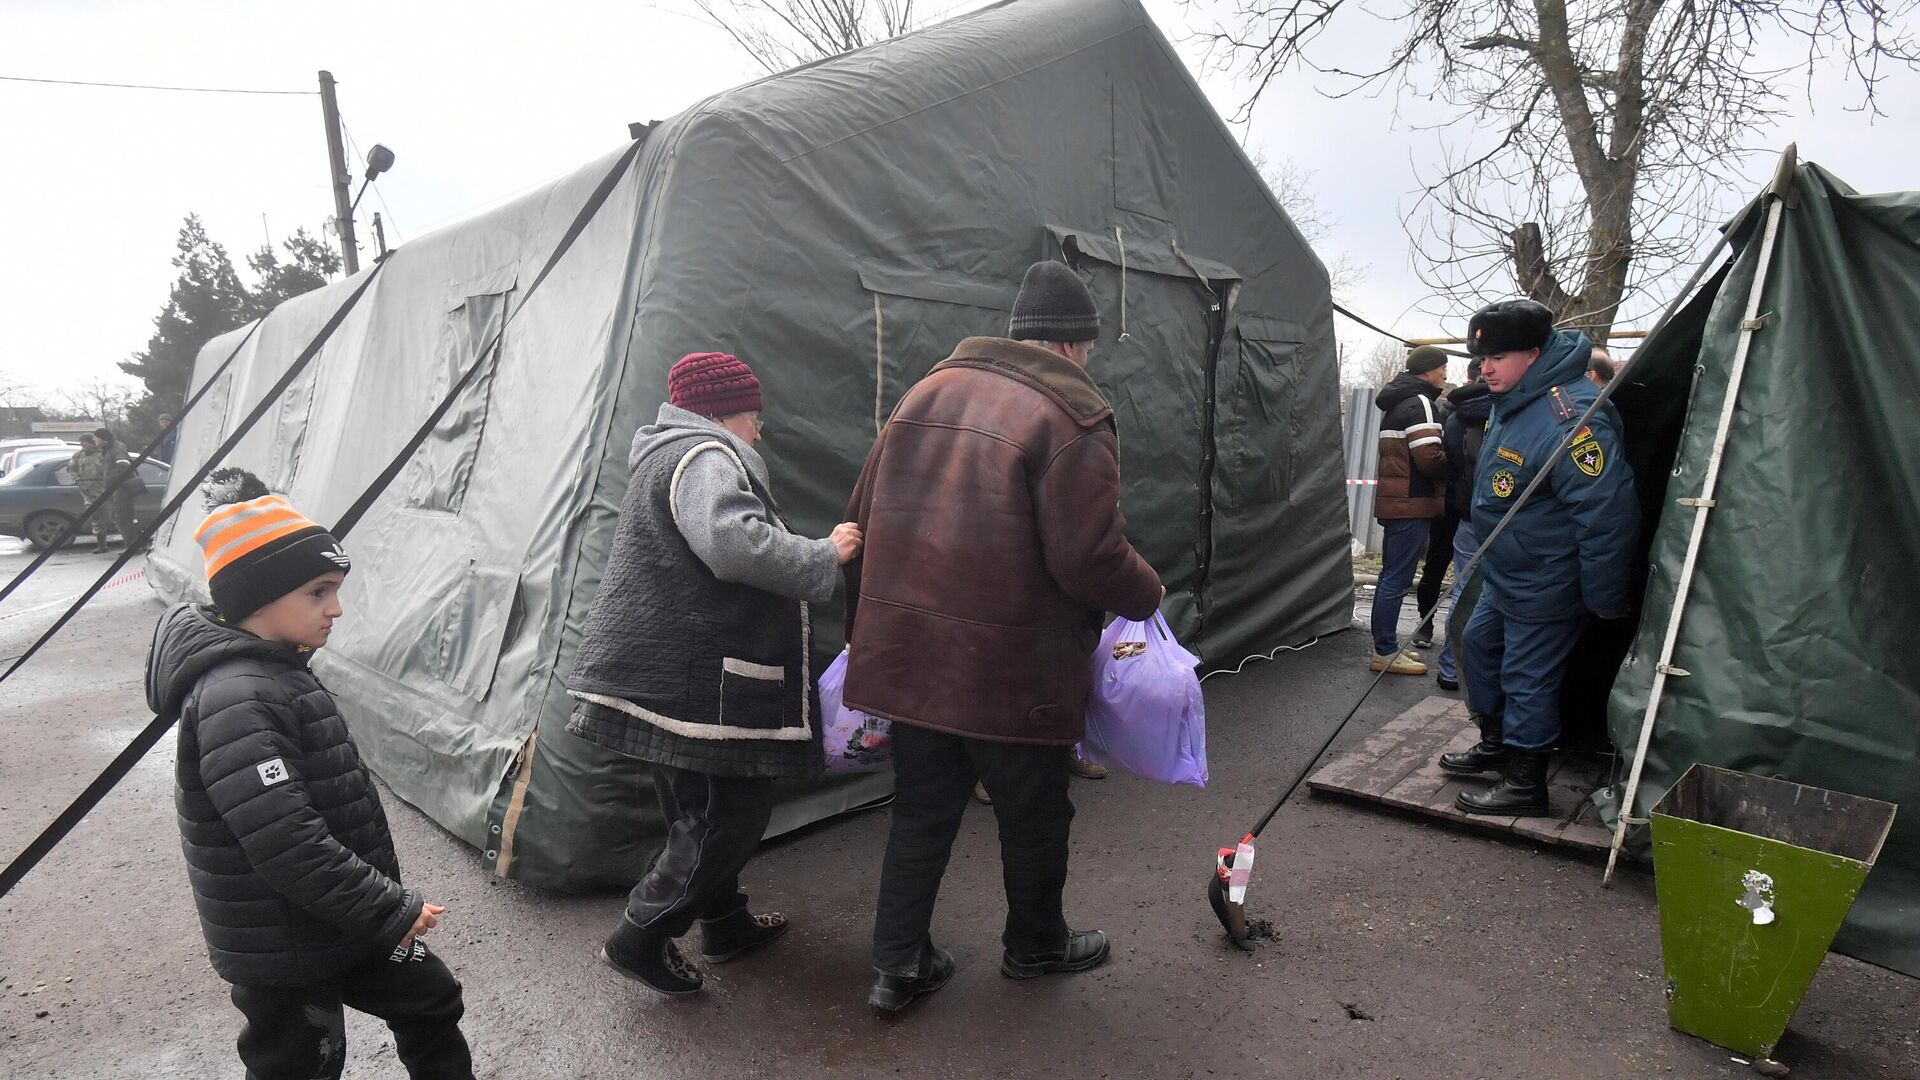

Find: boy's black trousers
228;942;473;1080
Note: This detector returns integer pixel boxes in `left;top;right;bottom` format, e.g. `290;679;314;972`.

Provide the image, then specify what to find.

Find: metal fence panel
1341;387;1383;552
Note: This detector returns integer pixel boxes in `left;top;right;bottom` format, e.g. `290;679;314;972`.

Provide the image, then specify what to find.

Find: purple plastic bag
1078;613;1207;787
819;649;892;774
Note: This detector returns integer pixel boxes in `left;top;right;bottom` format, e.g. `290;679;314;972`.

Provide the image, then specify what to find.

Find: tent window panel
404;291;509;515
1111;79;1179;222
864;277;1009;425
264;368;319;492
1216;334;1301;509
428;561;519;701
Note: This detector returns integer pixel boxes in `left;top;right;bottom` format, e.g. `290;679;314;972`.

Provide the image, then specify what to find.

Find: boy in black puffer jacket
147;469;474;1080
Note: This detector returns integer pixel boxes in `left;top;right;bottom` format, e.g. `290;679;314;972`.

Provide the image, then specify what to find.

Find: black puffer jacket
147;604;421;988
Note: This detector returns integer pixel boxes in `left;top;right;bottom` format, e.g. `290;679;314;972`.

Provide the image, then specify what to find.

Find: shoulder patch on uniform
1490;469;1517;498
1570;438;1605;477
1496;446;1525;467
256;758;290;787
1572;426;1593;443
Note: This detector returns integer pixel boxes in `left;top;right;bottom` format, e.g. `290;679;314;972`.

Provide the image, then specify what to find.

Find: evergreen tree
245;227;343;318
117;216;340;445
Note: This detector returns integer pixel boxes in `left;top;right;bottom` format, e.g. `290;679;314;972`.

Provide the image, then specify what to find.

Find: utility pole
318;70;359;275
372;212;389;262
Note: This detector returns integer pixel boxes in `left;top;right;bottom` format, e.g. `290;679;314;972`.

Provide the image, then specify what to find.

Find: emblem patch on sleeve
1496;447;1525;466
1490;469;1517;498
256;758;289;787
1570;438;1605;477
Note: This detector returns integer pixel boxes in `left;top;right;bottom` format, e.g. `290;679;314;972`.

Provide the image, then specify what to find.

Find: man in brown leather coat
843;260;1163;1014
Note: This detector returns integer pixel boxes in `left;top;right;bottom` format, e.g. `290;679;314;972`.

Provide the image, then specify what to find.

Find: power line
0;74;315;96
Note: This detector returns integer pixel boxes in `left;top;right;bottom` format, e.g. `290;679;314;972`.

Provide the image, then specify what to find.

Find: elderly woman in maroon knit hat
566;351;863;997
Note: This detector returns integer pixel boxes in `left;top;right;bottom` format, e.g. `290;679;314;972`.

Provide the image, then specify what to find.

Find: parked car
0;439;77;478
0;456;170;550
0;443;81;478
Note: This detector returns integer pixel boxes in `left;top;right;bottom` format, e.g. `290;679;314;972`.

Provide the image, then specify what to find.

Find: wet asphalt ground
2;543;1915;1078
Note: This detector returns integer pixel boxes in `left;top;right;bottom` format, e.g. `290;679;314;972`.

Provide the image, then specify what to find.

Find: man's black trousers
1415;508;1461;635
228;943;472;1080
624;765;773;935
871;722;1074;975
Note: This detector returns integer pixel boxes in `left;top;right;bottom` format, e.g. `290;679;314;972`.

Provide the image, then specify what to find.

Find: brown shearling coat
842;337;1163;746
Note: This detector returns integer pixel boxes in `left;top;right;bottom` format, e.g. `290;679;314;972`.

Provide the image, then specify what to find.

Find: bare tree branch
689;0;927;72
1187;0;1920;341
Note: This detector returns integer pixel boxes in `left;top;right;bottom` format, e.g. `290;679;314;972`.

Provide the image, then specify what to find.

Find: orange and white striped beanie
195;469;350;619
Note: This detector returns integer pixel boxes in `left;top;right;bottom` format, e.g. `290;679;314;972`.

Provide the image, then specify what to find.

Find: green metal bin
1650;764;1897;1058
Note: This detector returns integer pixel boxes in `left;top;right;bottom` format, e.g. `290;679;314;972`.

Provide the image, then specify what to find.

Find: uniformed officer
1437;300;1638;816
67;434;117;553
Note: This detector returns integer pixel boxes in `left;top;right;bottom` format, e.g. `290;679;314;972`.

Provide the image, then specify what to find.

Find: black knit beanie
1404;345;1448;375
1008;261;1101;343
194;469;351;621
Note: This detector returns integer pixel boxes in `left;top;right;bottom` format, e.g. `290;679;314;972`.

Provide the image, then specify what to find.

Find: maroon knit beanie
668;352;762;418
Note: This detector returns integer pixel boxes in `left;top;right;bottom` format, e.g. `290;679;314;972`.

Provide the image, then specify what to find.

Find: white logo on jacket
256;758;289;786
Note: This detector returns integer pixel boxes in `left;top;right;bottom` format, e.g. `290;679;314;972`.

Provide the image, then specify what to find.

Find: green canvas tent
1600;160;1919;977
145;0;1354;890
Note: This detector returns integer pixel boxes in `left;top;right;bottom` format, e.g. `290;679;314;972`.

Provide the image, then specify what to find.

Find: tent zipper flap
1603;180;1790;885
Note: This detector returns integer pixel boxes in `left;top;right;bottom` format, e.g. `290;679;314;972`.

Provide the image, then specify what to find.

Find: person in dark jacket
567;351;863;997
154;412;180;462
1370;346;1450;674
844;261;1164;1015
94;427;143;547
1437;301;1639;816
149;469;472;1080
1433;361;1493;692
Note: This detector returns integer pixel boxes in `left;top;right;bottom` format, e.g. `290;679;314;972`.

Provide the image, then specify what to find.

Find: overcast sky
2;0;1914;399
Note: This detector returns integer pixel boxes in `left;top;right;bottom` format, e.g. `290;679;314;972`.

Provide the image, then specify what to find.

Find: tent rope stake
1602;152;1794;886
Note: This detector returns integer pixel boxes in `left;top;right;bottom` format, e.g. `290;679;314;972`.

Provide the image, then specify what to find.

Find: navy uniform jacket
1471;330;1639;622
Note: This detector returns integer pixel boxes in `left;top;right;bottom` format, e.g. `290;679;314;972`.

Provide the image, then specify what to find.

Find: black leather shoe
1438;713;1505;775
1002;929;1111;980
1455;748;1551;816
869;943;956;1015
1436;674;1460;692
601;919;703;996
699;908;788;963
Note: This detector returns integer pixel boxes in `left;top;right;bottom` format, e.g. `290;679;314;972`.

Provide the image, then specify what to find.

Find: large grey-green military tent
1594;160;1918;977
146;0;1354;890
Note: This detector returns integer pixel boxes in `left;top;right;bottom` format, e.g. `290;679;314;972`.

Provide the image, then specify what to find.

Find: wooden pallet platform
1306;695;1615;853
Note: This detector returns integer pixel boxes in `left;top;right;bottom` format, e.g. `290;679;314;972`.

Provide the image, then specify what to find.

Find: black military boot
1437;713;1506;776
1001;928;1112;980
698;908;788;963
1455;748;1551;816
869;941;956;1015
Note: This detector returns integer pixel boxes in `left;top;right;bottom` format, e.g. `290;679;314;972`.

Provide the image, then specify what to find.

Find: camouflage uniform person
67;435;117;553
